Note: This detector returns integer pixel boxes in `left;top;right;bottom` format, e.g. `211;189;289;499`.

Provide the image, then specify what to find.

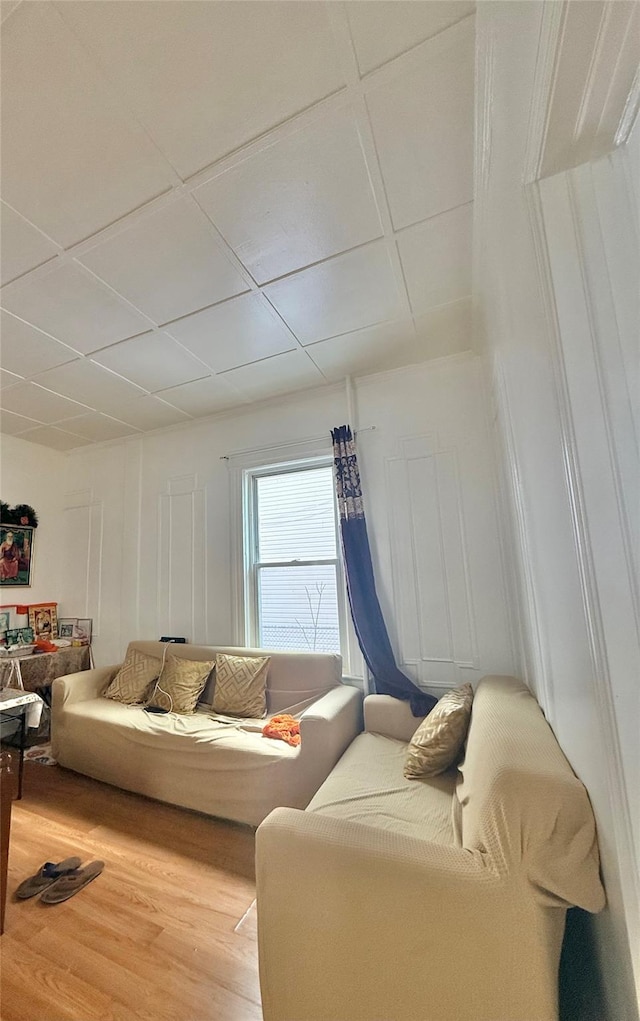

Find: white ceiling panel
79;199;249;324
195;107;383;284
398;203;473;316
0;3;477;450
166;293;296;374
16;425;93;451
0;2;172;247
57;1;346;180
0;264;151;354
221;349;326;401
32;360;145;417
106;395;192;432
158;375;247;418
0;408;41;435
92;332;209;393
0;311;78;377
414;296;473;360
0;368;23;389
307;320;424;382
1;202;58;286
347;1;475;75
366;18;474;229
265;243;404;345
0;381;89;423
57;412;140;443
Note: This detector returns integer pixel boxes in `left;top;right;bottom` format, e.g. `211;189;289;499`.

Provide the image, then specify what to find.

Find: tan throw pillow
147;654;215;714
404;683;474;778
104;648;161;705
212;653;270;719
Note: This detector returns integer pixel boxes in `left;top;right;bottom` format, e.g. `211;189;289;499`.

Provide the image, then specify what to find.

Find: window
244;460;346;656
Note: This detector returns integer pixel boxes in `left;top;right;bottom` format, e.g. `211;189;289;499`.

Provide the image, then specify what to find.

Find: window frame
242;456;349;660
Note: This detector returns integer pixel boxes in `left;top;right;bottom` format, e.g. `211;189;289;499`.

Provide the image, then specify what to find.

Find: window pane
256;466;337;562
257;564;340;654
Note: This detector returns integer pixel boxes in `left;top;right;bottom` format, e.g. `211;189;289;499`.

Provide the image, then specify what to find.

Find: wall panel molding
532;164;640;964
385;432;481;688
157;473;206;643
62;489;103;635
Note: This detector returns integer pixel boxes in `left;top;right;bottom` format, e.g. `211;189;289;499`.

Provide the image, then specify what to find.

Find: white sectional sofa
51;641;362;827
256;675;605;1021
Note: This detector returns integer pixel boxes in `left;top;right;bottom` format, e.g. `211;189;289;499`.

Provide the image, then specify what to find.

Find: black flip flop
16;857;82;899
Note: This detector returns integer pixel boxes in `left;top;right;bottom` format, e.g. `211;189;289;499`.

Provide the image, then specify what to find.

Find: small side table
0;689;43;799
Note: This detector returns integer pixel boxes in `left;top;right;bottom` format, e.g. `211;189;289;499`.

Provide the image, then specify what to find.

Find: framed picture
73;618;92;644
5;626;34;646
0;609;10;638
0;524;34;587
58;618;77;639
28;602;58;639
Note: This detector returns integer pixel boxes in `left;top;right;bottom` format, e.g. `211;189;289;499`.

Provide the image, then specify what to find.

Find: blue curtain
331;425;436;717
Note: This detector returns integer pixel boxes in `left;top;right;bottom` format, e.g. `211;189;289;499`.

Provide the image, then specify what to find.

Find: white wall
475;3;639;1016
0;432;67;610
59;354;514;697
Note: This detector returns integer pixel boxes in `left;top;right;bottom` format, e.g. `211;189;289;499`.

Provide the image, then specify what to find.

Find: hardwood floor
1;762;262;1021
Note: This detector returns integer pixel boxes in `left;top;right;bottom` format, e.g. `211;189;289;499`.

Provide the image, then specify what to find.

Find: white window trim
228;436;359;672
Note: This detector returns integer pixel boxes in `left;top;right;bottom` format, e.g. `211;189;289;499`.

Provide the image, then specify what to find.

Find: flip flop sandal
16;857;82;900
39;860;105;905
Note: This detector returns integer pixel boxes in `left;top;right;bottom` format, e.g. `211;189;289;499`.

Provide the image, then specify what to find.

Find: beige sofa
51;641;362;827
256;675;605;1021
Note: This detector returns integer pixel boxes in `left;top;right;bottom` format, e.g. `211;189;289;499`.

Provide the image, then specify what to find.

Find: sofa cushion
213;653;269;718
129;642;341;713
404;683;473;778
147;654;214;714
104;647;161;705
307;731;457;844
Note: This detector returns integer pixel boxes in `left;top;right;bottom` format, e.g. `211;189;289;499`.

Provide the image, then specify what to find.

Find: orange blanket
262;714;301;747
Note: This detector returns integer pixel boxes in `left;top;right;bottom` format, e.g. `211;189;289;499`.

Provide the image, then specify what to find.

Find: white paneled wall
57;355;514;699
62;489;103;638
475;3;640;1015
157;474;208;644
539;150;640;888
387;439;477;684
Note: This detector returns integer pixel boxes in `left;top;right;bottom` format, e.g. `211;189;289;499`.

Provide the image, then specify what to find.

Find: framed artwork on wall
0;525;34;587
28;602;58;639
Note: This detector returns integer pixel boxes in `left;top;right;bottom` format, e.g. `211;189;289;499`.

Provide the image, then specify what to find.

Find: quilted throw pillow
404;683;474;779
147;654;214;714
104;648;161;705
212;653;270;719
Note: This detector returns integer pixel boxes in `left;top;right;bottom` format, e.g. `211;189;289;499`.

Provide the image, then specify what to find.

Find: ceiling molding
523;0;640;184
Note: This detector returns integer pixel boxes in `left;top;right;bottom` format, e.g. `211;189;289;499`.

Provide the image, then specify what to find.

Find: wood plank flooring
1;762;262;1021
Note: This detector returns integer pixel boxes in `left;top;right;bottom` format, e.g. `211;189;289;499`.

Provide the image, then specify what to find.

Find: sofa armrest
363;693;425;742
299;684;362;764
256;809;549;1021
52;665;120;710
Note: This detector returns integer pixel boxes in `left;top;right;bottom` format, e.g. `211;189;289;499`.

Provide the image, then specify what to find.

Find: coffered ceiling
0;0;475;450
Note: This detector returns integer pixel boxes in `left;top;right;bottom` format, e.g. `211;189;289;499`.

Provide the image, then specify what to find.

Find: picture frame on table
72;619;92;644
5;626;34;645
0;610;10;643
0;525;34;587
28;602;58;639
58;618;77;639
